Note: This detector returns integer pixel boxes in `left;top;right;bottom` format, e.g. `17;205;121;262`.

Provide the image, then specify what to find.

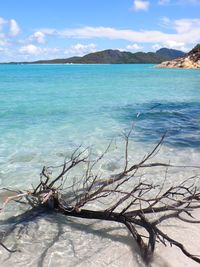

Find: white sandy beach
0;146;200;267
0;210;200;267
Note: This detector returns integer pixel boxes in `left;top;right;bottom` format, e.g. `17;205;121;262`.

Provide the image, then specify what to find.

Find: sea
0;64;200;266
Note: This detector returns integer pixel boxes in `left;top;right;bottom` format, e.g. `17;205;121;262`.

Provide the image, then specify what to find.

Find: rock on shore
156;44;200;69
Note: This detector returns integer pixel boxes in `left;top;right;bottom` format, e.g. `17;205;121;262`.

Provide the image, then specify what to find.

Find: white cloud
174;18;200;33
0;17;7;24
30;31;46;44
0;17;20;45
64;43;97;56
133;0;150;11
152;44;162;50
163;40;188;51
19;44;42;55
43;20;200;45
160;17;171;27
39;19;199;52
155;18;200;51
55;27;168;42
0;33;8;46
0;17;7;29
0;47;9;55
18;44;61;58
160;18;200;42
0;40;7;46
0;17;7;43
9;19;20;36
126;43;143;50
152;41;189;51
0;47;6;52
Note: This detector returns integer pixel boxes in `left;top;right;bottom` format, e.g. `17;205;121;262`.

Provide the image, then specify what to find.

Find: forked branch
1;134;200;265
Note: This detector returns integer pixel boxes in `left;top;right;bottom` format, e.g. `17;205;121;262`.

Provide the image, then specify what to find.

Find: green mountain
156;48;185;60
33;56;81;64
74;50;167;64
5;48;185;64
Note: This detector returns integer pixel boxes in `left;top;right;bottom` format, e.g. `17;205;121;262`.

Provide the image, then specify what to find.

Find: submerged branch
1;133;200;265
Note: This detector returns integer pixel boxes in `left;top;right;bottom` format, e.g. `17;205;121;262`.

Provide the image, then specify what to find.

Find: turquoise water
0;64;200;267
0;64;200;187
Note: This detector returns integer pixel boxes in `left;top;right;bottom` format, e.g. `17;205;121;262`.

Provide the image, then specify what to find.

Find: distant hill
66;49;172;64
4;48;185;64
156;48;185;60
33;56;81;64
156;44;200;69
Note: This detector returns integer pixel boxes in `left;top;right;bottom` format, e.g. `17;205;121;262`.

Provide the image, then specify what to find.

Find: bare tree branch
1;134;200;265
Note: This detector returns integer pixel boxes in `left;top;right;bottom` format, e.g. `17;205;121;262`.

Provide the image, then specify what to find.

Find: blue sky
0;0;200;61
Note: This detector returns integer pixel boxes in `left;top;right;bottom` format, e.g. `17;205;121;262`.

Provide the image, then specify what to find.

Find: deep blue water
109;101;200;148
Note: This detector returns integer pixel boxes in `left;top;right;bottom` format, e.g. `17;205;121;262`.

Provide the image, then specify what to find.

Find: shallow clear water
0;64;200;188
0;64;200;266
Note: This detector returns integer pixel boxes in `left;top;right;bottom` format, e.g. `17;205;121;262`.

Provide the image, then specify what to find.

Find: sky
0;0;200;62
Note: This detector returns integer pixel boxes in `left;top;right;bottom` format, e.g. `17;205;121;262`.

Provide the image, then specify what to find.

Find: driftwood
1;133;200;265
